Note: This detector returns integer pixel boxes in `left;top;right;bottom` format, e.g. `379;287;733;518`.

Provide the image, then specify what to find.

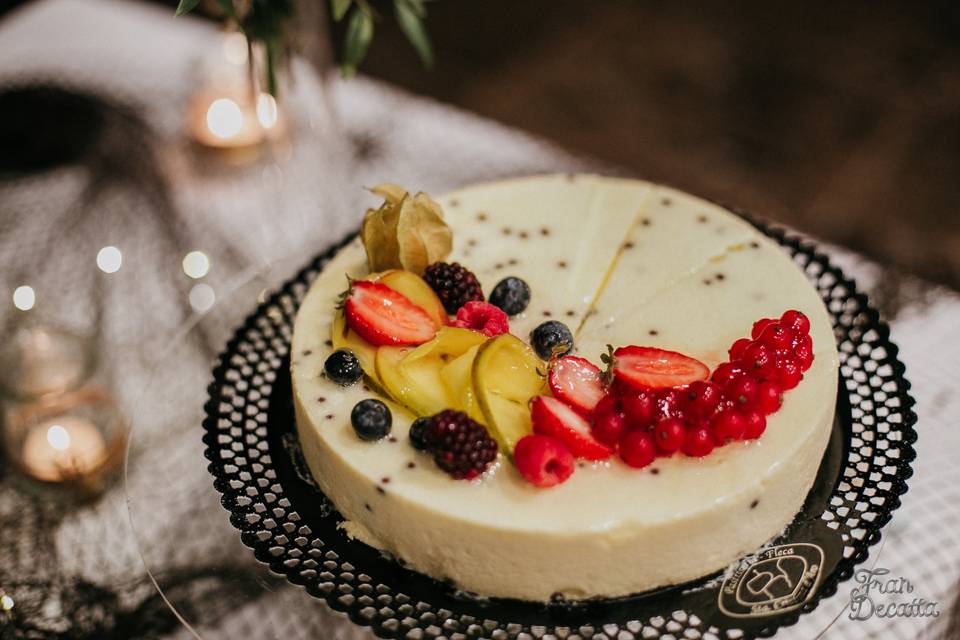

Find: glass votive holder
0;322;126;501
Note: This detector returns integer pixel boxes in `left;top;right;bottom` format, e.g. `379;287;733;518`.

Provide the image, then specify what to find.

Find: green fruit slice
473;334;547;452
332;311;381;387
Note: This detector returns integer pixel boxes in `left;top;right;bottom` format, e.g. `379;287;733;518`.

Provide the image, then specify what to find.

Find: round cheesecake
291;174;839;602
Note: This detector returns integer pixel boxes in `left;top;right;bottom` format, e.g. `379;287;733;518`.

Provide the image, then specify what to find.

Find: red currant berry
686;380;722;419
751;317;777;339
729;338;752;361
743;411;767;439
592;410;626;447
653;417;686;454
758;323;795;350
792;333;814;371
711;409;746;445
619;430;656;468
593;393;622;420
742;342;777;380
712;395;736;417
683;426;715;457
755;381;784;415
654;388;687;421
622;390;655;428
725;376;759;408
780;309;810;335
712;362;746;386
776;357;803;390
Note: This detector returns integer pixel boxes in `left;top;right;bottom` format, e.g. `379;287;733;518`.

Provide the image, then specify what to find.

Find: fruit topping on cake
343;280;438;346
530;320;574;359
423;261;484;314
451;301;509;337
547;356;605;415
330;185;819;488
488;276;531;316
418;409;499;479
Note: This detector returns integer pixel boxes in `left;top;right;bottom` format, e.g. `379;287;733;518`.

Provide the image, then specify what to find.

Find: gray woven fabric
0;1;957;639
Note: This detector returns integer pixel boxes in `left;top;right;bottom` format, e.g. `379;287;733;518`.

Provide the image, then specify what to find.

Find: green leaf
174;0;200;16
395;0;433;68
341;8;374;78
331;0;352;21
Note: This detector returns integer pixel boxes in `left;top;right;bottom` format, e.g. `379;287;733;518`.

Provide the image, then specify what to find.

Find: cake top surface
290;174;839;533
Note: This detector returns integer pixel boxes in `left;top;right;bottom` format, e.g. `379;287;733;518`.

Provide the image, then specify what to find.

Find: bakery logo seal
848;568;940;621
718;543;823;618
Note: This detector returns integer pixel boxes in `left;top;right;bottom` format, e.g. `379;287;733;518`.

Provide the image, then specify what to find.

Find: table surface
0;1;958;639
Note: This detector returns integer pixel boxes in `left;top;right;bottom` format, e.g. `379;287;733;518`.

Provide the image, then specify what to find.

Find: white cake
291;174;838;601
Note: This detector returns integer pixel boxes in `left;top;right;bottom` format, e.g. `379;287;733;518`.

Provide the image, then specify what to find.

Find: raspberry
592;409;627;447
686;380;722;419
726;376;759;408
711;409;746;445
751;317;777;339
423;262;484;314
780;309;810;335
743;411;767;439
451;301;509;337
514;434;575;487
755;381;784;415
653;418;686;454
619;430;656;468
729;337;752;361
683;426;715;457
424;410;498;479
622;390;655;428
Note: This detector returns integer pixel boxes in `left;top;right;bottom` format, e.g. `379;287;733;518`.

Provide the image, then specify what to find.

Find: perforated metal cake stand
125;223;915;640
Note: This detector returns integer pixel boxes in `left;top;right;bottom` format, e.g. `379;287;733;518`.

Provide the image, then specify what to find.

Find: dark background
5;0;959;290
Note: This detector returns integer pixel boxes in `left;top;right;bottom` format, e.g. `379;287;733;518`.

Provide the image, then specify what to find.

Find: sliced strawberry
344;280;437;346
548;356;605;415
531;396;613;460
612;346;709;390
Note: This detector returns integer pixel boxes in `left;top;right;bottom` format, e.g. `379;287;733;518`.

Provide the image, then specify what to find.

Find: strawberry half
344;280;437;346
548;356;605;415
530;396;613;460
612;346;709;390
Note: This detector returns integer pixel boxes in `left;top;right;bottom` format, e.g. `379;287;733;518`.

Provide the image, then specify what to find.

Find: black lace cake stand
200;224;917;640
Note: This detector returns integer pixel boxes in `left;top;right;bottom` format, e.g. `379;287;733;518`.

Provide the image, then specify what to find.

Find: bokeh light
13;285;35;310
189;283;216;313
96;246;122;273
206;98;243;139
182;251;210;279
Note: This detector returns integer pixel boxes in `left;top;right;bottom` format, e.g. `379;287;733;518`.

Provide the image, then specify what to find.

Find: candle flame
47;424;71;451
206;98;244;139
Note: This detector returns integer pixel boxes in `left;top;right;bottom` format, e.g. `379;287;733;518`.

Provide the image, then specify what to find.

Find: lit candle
20;415;108;482
189;90;284;150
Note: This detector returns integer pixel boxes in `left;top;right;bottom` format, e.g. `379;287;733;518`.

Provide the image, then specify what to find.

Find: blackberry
530;320;574;359
324;349;363;385
488;276;531;316
408;417;432;451
424;410;498;479
351;399;392;440
423;262;484;314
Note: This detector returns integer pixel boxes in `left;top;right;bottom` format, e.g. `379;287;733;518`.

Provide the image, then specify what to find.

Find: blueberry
351;399;392;440
409;417;432;451
530;320;574;359
488;277;531;316
324;349;362;385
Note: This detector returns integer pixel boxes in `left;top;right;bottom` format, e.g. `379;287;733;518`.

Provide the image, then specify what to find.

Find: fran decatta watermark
848;568;940;621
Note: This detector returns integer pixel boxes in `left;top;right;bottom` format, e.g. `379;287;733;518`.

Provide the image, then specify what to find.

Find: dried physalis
361;184;453;275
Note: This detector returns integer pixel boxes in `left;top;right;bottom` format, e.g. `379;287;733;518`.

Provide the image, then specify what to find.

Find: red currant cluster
592;310;814;469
